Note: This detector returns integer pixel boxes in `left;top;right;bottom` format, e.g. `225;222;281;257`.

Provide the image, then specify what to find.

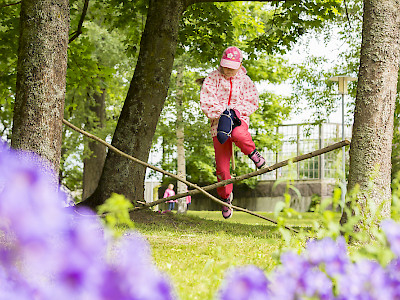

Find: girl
200;46;265;219
163;183;176;211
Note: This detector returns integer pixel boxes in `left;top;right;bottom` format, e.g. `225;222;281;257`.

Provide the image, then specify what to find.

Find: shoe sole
222;193;233;219
257;161;266;169
222;207;232;219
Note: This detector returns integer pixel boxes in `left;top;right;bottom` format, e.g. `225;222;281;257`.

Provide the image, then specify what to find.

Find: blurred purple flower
0;143;176;300
218;265;269;300
386;258;400;299
268;251;334;300
337;259;394;300
381;219;400;257
306;236;349;276
303;268;334;300
109;233;176;300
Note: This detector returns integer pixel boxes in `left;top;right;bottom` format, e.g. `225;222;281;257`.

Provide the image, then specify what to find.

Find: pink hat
220;46;243;69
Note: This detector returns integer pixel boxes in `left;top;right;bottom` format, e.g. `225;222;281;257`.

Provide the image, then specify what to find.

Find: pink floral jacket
163;188;176;203
200;66;259;137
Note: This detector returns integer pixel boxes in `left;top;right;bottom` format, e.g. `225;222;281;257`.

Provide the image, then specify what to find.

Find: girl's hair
195;77;205;85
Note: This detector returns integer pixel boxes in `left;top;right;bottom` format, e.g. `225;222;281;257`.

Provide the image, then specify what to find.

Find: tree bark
176;65;188;213
341;0;400;224
12;0;69;184
82;89;107;200
81;0;186;208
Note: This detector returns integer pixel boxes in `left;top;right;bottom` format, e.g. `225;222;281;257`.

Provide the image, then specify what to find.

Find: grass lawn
132;210;330;300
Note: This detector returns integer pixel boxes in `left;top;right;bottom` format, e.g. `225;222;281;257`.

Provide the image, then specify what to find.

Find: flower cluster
219;222;400;300
0;143;175;300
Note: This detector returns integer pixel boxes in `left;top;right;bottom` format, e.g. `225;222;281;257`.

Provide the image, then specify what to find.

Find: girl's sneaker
248;149;266;169
221;193;233;219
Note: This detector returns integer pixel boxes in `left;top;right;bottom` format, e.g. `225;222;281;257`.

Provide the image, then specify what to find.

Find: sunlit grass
134;211;337;300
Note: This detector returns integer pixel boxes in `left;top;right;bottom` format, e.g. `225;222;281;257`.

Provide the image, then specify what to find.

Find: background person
163;183;176;211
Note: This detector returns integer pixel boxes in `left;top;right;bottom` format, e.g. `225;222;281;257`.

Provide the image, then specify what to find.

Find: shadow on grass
130;209;303;239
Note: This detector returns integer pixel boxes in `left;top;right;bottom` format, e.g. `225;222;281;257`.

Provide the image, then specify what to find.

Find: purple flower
105;233;176;300
0;143;176;300
302;268;334;300
381;220;400;257
306;237;349;276
385;258;400;299
218;265;269;300
265;251;308;299
280;251;310;277
337;259;394;300
268;251;334;300
47;209;107;298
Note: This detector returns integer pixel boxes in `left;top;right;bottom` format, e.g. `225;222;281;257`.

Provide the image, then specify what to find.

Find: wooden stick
138;139;351;209
63;119;349;232
63;119;299;231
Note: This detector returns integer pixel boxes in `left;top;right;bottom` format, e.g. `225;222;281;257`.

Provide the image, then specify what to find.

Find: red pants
213;122;256;199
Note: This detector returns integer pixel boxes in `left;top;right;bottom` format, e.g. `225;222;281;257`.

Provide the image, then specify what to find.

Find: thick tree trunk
82;0;186;208
82;89;107;200
341;0;400;224
11;0;69;184
176;66;188;213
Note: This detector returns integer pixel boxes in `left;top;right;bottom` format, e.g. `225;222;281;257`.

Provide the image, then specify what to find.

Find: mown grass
133;210;331;300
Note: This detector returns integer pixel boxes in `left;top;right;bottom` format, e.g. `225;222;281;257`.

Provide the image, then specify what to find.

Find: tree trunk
81;0;186;208
82;89;107;200
341;0;400;225
11;0;69;184
176;66;188;213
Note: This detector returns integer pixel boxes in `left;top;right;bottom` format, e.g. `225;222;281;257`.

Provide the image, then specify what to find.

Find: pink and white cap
220;46;243;69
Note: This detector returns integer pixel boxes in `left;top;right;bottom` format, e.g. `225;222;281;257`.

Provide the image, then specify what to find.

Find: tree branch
69;0;90;43
63;119;349;233
139;139;351;209
187;0;281;4
63;119;302;232
1;1;21;8
343;0;352;30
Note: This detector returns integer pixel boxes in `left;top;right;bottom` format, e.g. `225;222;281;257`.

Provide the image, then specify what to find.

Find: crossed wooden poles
63;119;350;233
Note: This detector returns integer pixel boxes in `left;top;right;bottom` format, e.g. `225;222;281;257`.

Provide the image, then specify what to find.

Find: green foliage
291;56;347;123
0;1;20;141
180;1;339;68
179;3;234;65
272;161;303;223
287;0;362;123
62;1;139;191
391;171;400;221
0;0;139;192
392;93;400;179
97;193;135;236
87;0;147;58
272;175;399;269
250;92;291;150
247;0;342;55
308;194;322;212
